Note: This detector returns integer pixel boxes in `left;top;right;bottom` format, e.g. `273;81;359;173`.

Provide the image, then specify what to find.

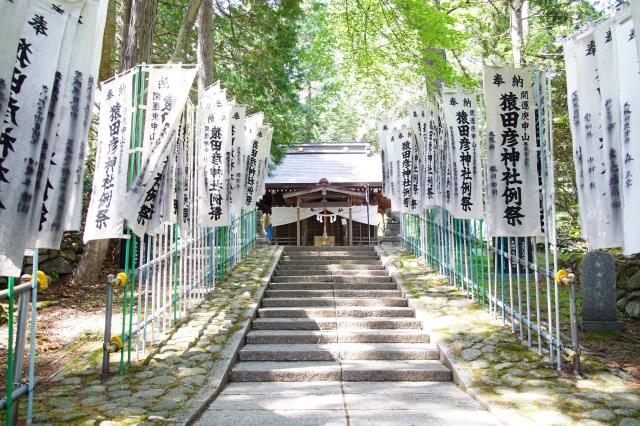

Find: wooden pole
296;197;301;246
348;196;353;246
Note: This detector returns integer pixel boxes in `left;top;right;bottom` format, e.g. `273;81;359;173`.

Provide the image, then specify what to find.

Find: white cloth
482;64;542;237
0;0;85;276
442;89;483;220
614;12;640;255
272;205;379;227
122;65;196;237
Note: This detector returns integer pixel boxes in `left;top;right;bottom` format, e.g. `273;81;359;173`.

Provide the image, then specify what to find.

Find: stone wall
616;262;640;319
22;233;84;277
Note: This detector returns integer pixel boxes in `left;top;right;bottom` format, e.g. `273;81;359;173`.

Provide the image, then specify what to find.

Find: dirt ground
0;259;122;395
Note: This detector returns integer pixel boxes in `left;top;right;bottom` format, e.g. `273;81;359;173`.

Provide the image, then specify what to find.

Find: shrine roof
266;143;382;186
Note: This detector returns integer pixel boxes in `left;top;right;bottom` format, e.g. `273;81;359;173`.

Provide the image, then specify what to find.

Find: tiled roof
266;144;382;185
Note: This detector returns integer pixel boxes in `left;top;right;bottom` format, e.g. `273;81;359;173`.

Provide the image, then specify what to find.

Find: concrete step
281;255;379;261
275;269;389;276
238;343;439;361
257;307;415;318
272;275;392;283
279;259;382;266
265;289;402;298
251;317;423;330
246;330;430;344
277;264;386;271
230;360;452;382
261;297;408;308
284;246;375;252
268;282;398;290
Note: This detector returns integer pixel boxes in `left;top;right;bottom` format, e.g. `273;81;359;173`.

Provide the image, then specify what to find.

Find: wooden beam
300;201;350;208
348;196;353;246
296;196;301;246
283;185;365;200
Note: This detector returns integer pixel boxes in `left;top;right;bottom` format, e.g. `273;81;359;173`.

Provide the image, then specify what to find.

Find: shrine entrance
260;143;386;246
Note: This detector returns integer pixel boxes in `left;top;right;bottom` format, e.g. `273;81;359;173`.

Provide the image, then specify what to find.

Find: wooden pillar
296;196;301;246
348;196;353;246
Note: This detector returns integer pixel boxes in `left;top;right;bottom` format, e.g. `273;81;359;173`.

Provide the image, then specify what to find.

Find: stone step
272;275;392;283
251;317;423;330
246;329;430;344
279;259;382;266
277;264;386;271
238;343;439;361
261;297;408;308
257;307;415;318
230;360;452;382
265;289;402;298
284;246;375;252
268;282;398;290
275;269;389;276
281;255;379;261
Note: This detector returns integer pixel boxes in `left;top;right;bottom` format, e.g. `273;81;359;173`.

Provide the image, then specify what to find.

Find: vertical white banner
198;102;233;227
614;13;640;255
122;66;196;237
379;120;392;198
84;73;133;242
483;65;542;237
242;113;264;209
229;104;246;217
38;0;109;248
422;102;439;209
409;107;425;214
397;121;414;213
443;90;483;220
0;0;84;276
0;0;30;140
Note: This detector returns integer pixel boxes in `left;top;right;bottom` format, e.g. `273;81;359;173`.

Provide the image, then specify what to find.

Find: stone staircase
230;246;452;382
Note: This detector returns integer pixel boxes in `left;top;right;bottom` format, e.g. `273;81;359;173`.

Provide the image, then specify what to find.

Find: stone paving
196;381;497;425
12;245;278;425
377;243;640;426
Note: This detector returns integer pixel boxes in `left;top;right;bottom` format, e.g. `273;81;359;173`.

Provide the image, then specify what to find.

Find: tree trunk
99;0;117;81
118;0;132;72
509;0;524;66
75;0;158;286
171;0;204;64
197;0;214;92
124;0;158;68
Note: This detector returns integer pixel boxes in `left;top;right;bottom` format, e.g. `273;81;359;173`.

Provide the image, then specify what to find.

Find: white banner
175;102;194;237
0;0;84;276
422;102;440;209
84;73;133;242
386;125;402;212
397;121;414;213
443;90;483;219
255;125;273;204
242;113;264;209
328;205;379;226
229;104;246;217
379;121;392;197
483;65;542;237
122;66;196;237
38;0;109;248
409;107;425;214
614;13;640;255
198;102;233;227
631;1;640;66
0;0;30;141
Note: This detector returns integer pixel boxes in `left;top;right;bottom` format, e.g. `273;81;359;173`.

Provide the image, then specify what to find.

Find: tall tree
74;0;160;285
196;0;214;91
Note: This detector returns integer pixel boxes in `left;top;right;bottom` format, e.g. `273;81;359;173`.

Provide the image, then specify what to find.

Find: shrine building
259;143;387;246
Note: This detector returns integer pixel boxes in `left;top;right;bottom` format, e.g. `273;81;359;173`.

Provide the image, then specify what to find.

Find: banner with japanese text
0;0;85;276
483;65;542;237
443;90;483;220
122;65;196;237
396;120;415;213
197;97;233;227
242;113;264;209
229;104;247;217
409;106;425;214
39;0;109;248
0;0;30;143
379;120;393;198
422;101;440;209
614;12;640;255
84;73;133;241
